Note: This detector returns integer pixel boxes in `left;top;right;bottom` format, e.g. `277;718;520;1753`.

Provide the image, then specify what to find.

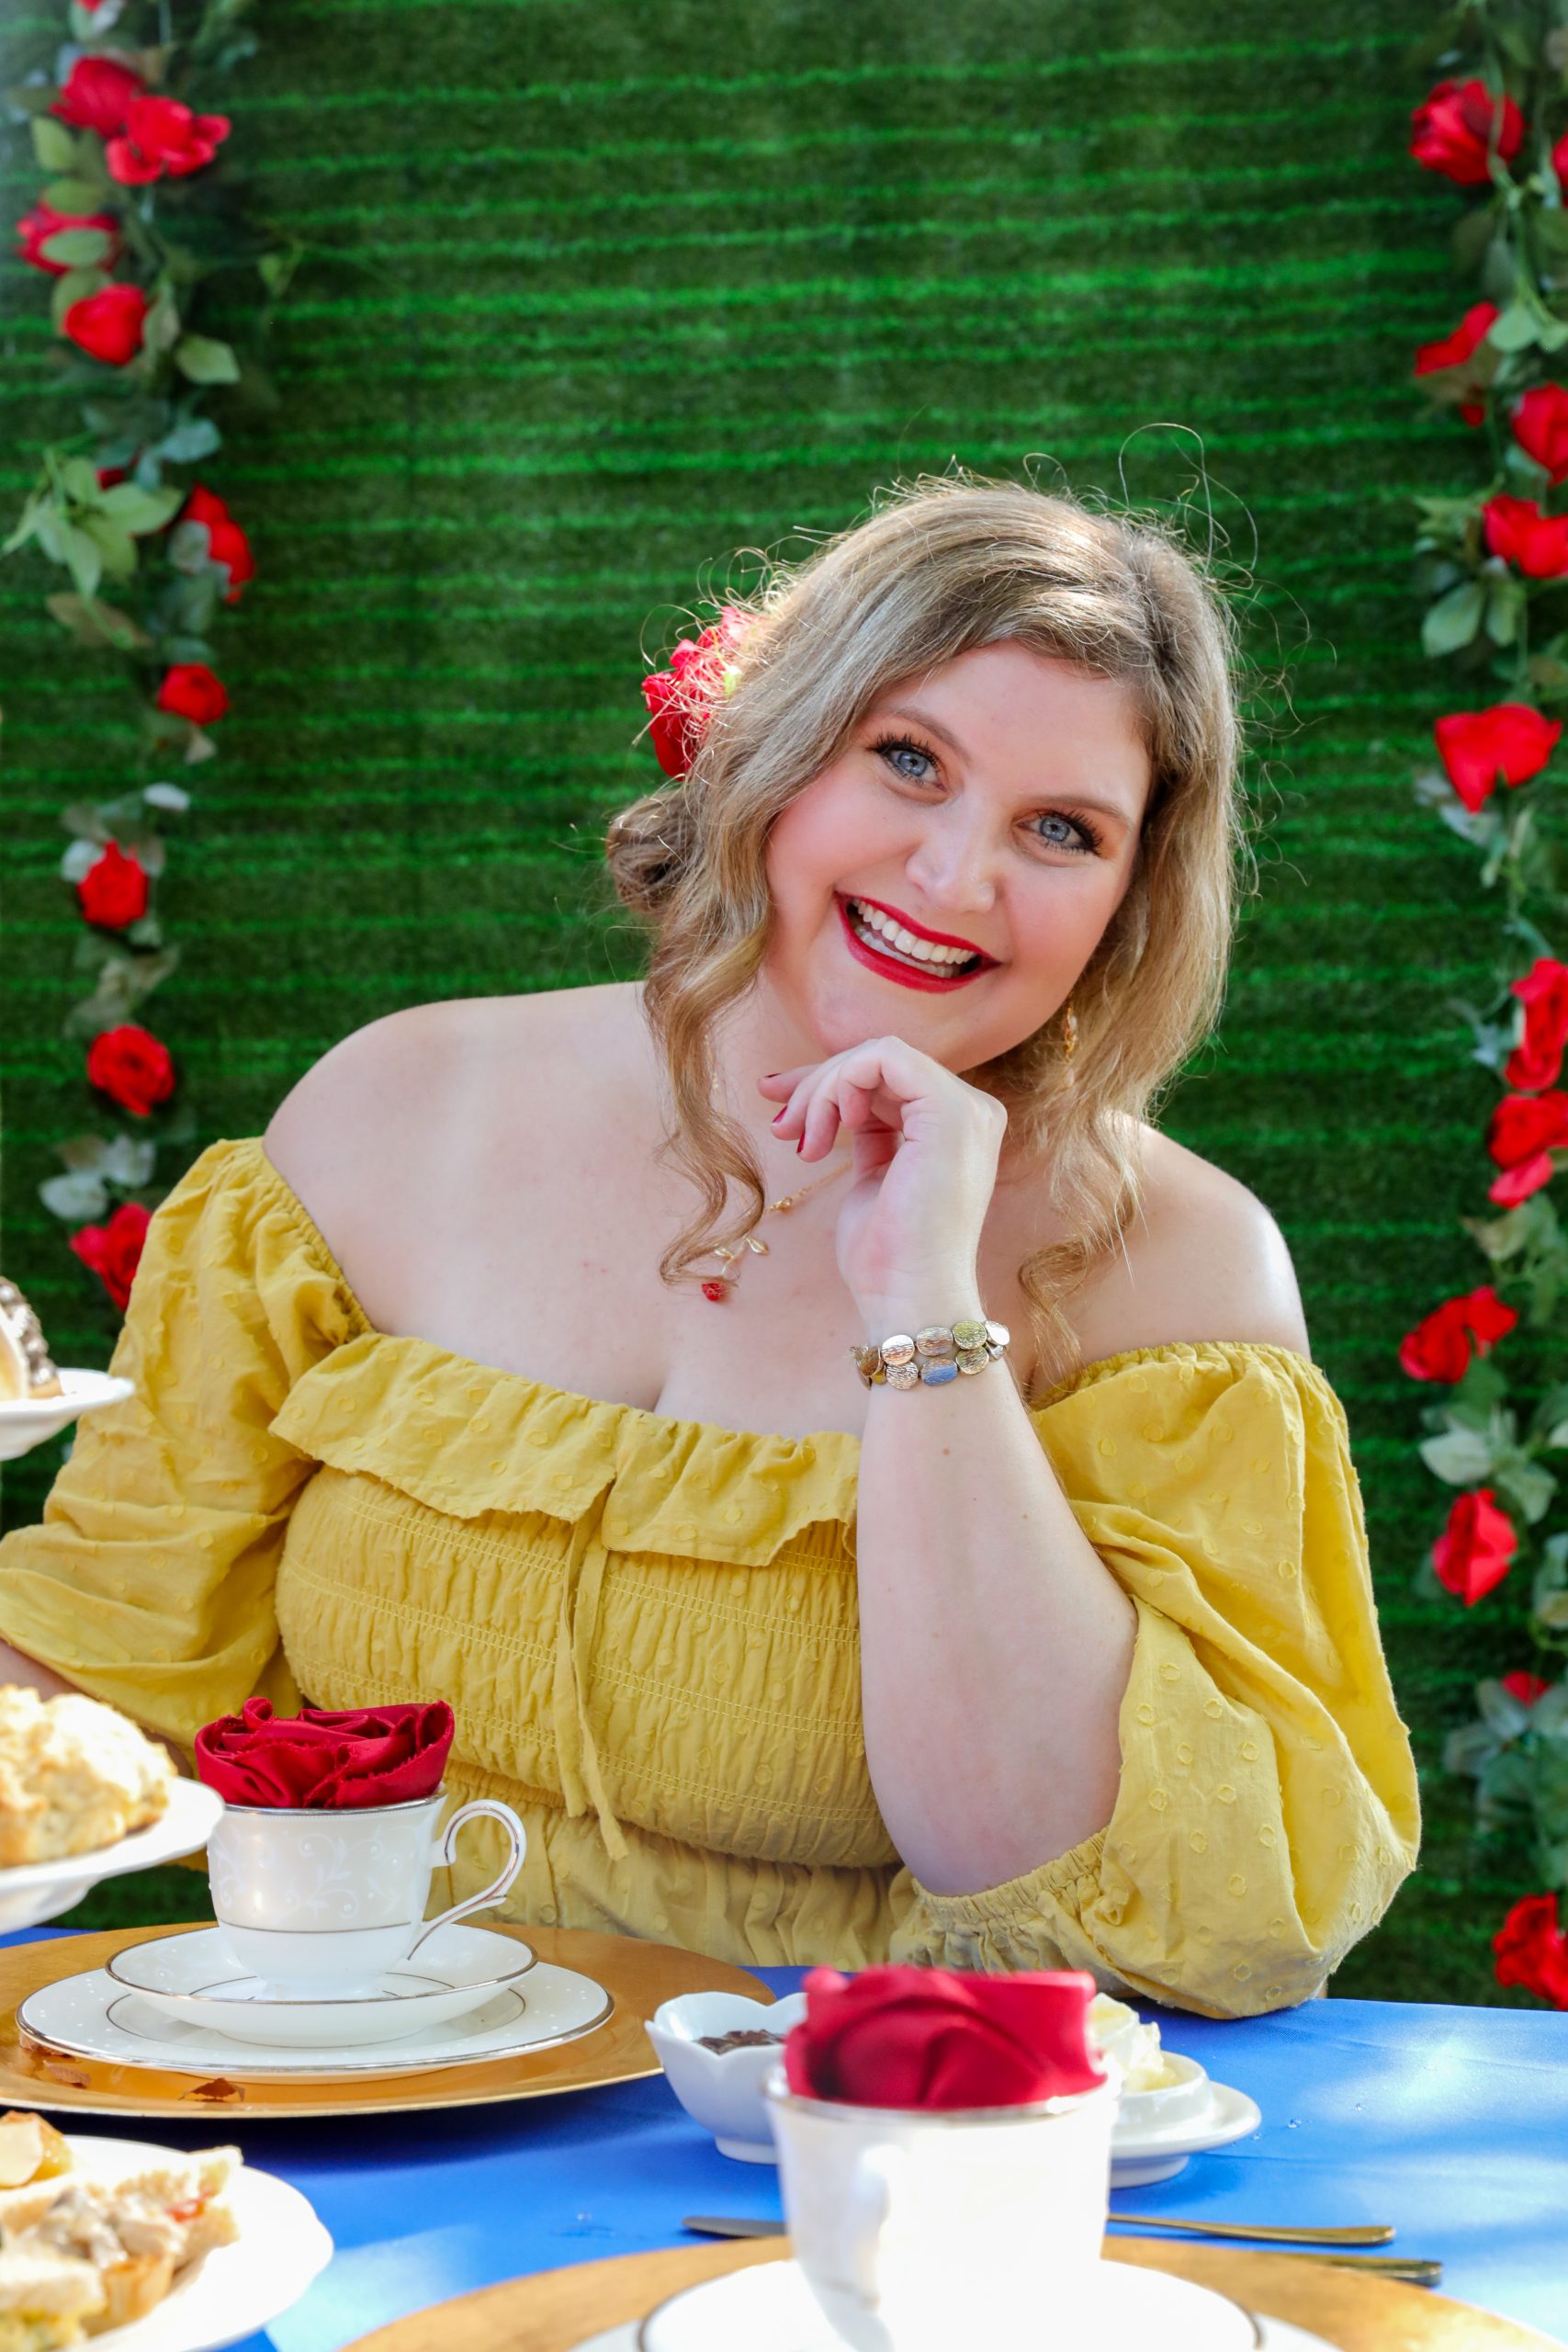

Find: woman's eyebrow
875;702;1138;824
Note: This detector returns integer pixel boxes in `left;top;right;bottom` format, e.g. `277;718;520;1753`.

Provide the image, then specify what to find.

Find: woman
0;474;1418;2015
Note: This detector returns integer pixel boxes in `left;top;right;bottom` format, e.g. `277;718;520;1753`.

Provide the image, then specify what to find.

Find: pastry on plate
0;1691;172;1871
0;2123;239;2349
0;1283;60;1407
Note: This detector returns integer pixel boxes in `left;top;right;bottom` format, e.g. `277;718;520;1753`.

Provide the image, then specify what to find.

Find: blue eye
872;736;935;785
869;733;1105;858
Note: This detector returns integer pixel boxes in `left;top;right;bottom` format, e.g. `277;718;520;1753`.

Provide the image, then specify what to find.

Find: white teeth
846;899;981;975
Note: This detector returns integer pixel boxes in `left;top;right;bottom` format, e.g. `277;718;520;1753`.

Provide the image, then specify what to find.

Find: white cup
763;2066;1117;2352
207;1789;525;1996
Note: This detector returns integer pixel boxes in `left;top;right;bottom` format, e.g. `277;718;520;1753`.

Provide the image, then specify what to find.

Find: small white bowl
1113;2052;1213;2136
0;1370;132;1462
645;1989;807;2161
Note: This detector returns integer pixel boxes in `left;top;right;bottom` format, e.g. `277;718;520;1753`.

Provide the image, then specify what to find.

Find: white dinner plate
608;2254;1326;2352
0;1777;224;1935
1111;2080;1263;2186
570;2290;1333;2352
0;1368;133;1461
38;2132;331;2352
104;1921;537;2048
21;1954;613;2078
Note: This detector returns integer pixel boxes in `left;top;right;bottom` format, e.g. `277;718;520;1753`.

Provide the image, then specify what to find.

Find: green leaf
79;514;138;581
153;415;221;464
39;1170;109;1223
1496;1455;1558;1524
1487;574;1522;648
141;290;182;356
50;264;108;334
59;521;103;599
57;1135;109;1173
172;334;240;386
39;226;115;270
30;118;78;174
59;457;100;507
1420;1425;1496;1484
1489;300;1542;354
1477;1676;1533;1739
1423;580;1486;658
1444;1719;1503;1776
97;482;181;535
45;592;154;652
42;176;108;214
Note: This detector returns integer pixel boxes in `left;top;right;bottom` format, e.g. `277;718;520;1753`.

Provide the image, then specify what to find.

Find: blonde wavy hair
605;470;1258;1403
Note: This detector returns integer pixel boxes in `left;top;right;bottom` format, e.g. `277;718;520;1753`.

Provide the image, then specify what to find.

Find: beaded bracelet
850;1317;1010;1390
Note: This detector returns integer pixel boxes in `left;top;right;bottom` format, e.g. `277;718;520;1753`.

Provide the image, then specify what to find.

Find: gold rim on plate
0;1921;771;2120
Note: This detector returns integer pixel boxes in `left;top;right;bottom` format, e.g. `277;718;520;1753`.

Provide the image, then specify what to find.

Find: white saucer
20;1955;613;2079
0;1778;223;1936
103;1922;537;2048
561;2256;1336;2352
52;2133;332;2352
1111;2080;1262;2186
0;1369;133;1462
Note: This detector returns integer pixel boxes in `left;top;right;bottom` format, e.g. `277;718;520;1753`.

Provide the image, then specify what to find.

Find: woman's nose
905;827;998;913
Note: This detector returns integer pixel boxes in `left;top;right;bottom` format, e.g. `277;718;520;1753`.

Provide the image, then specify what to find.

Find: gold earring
1061;991;1077;1070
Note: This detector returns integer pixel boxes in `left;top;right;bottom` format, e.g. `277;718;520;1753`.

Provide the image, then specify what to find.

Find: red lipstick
835;896;992;994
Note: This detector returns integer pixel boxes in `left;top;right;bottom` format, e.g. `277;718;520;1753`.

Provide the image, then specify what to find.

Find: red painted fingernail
763;1071;780;1080
795;1139;804;1155
772;1110;787;1125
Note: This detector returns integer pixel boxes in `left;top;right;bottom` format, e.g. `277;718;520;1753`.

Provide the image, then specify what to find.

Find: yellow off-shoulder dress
0;1139;1419;2017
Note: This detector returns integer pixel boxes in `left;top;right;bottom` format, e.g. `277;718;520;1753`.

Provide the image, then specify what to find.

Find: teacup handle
405;1797;526;1959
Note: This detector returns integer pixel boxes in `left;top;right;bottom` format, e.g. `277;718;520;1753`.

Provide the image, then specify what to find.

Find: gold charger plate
341;2237;1567;2352
0;1921;769;2120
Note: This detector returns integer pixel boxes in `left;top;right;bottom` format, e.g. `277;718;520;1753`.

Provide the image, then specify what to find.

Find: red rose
1433;703;1562;814
1513;386;1568;483
181;483;254;604
641;605;751;778
155;662;228;726
85;1023;175;1119
1483;495;1568;580
68;1201;151;1312
1410;77;1524;185
1493;1893;1568;2007
77;840;150;931
1415;302;1498;426
1501;1670;1551;1707
51;56;144;137
1506;957;1568;1092
106;95;231;187
1486;1090;1568;1204
783;1965;1105;2111
1398;1284;1517;1383
15;199;120;277
1432;1488;1517;1606
62;283;148;368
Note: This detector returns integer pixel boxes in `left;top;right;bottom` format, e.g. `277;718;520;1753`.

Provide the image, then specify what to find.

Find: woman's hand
758;1038;1007;1332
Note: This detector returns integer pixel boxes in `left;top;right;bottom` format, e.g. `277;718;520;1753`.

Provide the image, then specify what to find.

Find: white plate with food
0;2112;331;2352
0;1690;222;1934
0;1370;134;1463
21;1955;614;2080
104;1921;537;2049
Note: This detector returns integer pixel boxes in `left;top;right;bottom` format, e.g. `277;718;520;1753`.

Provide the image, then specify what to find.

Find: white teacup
207;1789;525;1997
763;2066;1117;2352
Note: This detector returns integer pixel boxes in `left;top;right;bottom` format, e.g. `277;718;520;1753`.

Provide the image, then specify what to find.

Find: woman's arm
855;1324;1136;1892
0;1636;74;1702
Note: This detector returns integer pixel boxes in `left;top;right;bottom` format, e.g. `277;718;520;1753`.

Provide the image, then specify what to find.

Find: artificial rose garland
15;200;121;276
62;283;147;367
1492;1894;1568;2005
68;1202;150;1311
181;486;254;604
1433;703;1562;813
1398;1285;1517;1383
1505;958;1568;1092
1482;494;1568;579
1501;1671;1552;1707
1484;1091;1568;1204
1431;1488;1517;1606
78;842;150;931
155;662;229;725
86;1023;175;1119
1414;302;1498;425
1513;385;1568;482
1409;76;1525;184
641;605;750;777
51;56;143;136
107;95;231;186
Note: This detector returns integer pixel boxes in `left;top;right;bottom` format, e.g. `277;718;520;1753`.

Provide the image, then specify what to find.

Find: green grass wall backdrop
0;0;1543;1996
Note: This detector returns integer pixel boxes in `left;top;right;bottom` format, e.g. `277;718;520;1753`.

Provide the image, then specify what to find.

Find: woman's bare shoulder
1068;1126;1313;1364
264;982;647;1242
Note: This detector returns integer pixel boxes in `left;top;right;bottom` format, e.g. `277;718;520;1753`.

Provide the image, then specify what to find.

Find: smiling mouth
837;895;994;989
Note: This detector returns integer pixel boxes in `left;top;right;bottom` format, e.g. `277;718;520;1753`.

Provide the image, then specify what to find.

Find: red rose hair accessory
640;605;751;778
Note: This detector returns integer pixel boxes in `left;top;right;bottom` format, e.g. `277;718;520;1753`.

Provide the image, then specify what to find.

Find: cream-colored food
0;1283;60;1408
0;1690;173;1870
1088;1992;1184;2092
0;2123;238;2350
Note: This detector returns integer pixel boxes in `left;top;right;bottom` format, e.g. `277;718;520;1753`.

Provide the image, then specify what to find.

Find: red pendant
701;1279;730;1303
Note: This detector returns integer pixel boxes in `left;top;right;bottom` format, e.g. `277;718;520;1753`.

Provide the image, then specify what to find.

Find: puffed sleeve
0;1137;363;1752
886;1340;1421;2017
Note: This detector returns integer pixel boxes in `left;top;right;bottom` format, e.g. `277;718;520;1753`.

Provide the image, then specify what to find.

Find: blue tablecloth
7;1936;1566;2348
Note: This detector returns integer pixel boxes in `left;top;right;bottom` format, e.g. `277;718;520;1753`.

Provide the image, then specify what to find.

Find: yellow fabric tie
550;1498;627;1863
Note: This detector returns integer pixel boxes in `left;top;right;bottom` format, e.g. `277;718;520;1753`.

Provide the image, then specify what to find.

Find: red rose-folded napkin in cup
784;1963;1106;2109
194;1696;454;1809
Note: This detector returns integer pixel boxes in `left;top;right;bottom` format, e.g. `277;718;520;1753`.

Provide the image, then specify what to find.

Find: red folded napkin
784;1964;1106;2110
194;1697;455;1809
